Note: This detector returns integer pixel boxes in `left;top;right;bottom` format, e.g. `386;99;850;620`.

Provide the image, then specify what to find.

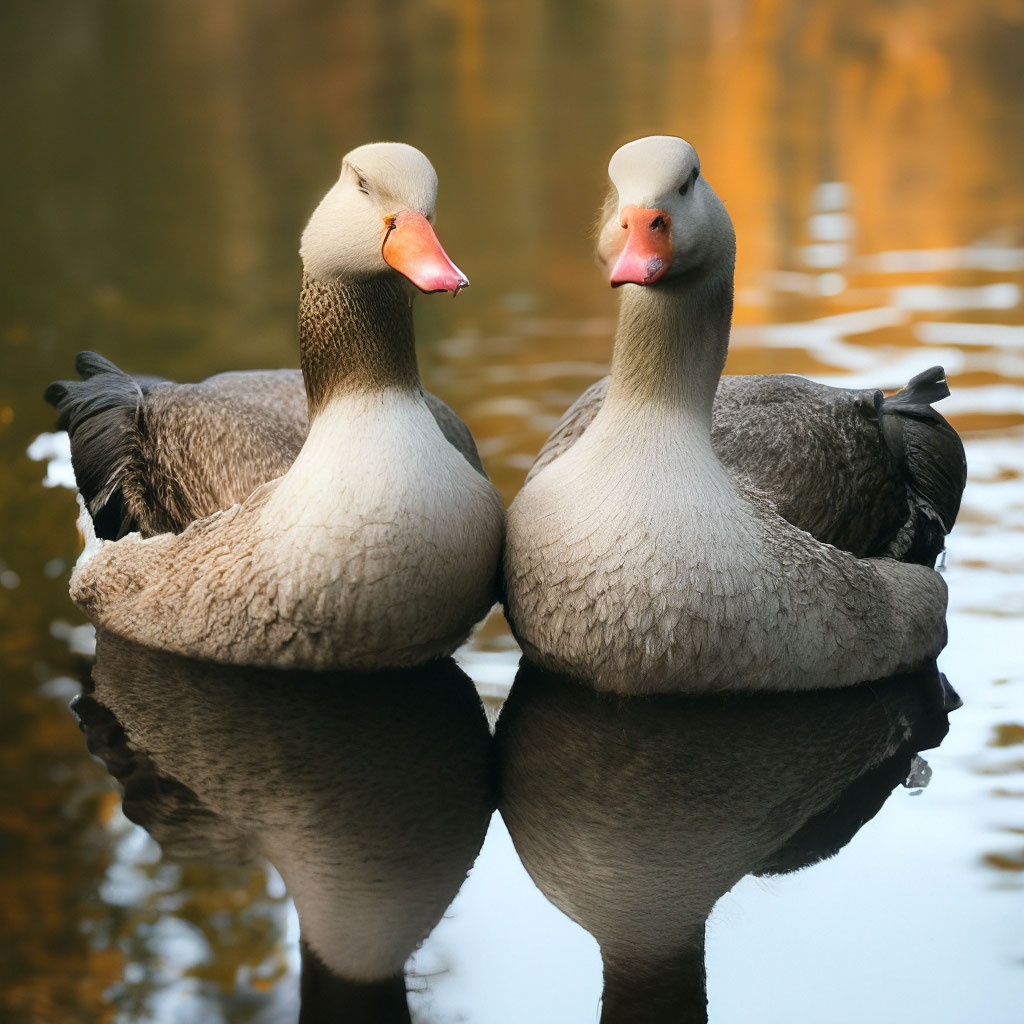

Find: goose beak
609;206;673;287
382;211;469;296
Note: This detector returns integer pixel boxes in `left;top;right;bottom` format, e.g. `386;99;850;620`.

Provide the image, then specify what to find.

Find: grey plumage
504;280;955;694
45;350;486;541
527;364;965;566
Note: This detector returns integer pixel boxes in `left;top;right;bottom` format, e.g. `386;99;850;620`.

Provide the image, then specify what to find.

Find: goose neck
298;274;420;415
605;269;733;430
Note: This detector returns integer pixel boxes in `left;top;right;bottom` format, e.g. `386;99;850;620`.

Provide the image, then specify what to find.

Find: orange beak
609;206;673;287
382;211;469;295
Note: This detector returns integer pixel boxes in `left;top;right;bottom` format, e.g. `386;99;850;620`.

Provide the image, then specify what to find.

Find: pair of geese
49;136;964;695
51;136;965;1023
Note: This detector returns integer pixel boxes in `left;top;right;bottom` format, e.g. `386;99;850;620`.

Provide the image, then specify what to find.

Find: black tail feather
44;351;144;539
887;365;951;411
75;350;124;379
877;365;967;564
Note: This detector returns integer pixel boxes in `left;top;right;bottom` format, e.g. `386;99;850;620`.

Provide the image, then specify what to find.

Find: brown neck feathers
298;274;420;414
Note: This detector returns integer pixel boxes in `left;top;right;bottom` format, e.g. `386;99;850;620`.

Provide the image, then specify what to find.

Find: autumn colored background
1;1;1022;1021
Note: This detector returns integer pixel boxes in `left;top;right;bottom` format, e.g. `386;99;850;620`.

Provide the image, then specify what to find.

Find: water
1;0;1022;1020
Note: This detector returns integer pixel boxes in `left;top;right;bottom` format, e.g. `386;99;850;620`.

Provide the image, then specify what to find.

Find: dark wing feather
44;355;147;539
711;374;907;556
45;354;308;538
876;366;967;566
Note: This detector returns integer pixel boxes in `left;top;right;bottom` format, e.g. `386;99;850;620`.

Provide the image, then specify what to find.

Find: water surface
1;0;1022;1020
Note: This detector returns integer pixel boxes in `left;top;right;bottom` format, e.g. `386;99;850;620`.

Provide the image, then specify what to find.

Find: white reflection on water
26;431;74;489
862;247;1024;274
731;310;1024;402
50;618;97;657
892;282;1021;312
86;806;299;1024
916;323;1024;347
945;434;1024;617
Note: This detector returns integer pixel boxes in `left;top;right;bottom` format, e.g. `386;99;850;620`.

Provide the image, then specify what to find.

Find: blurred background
1;0;1022;1021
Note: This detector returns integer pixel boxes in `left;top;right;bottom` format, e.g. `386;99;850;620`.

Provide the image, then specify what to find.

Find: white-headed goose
48;143;503;670
504;136;965;694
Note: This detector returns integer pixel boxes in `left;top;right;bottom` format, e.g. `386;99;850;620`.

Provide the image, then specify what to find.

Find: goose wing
46;351;488;540
45;353;306;538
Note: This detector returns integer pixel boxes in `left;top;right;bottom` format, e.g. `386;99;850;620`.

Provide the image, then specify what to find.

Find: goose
50;352;956;560
496;659;957;1024
46;142;504;670
75;632;494;1024
504;135;964;694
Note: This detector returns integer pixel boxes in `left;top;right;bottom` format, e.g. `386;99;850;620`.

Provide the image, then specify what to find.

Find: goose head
300;142;468;295
597;135;735;287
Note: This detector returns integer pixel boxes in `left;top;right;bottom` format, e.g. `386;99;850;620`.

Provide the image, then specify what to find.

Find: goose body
504;137;963;694
48;143;504;670
71;371;500;669
531;364;964;564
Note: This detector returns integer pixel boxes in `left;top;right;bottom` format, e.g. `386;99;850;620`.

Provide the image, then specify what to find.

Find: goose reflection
73;631;494;1023
496;660;958;1024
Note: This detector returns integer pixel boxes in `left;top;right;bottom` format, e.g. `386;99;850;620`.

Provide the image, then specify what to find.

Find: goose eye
346;164;370;195
679;167;699;197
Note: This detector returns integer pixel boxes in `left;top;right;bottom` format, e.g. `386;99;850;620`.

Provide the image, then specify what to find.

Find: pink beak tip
610;254;667;288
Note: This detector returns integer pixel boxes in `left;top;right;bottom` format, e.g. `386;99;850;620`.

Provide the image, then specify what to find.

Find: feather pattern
45;350;485;542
